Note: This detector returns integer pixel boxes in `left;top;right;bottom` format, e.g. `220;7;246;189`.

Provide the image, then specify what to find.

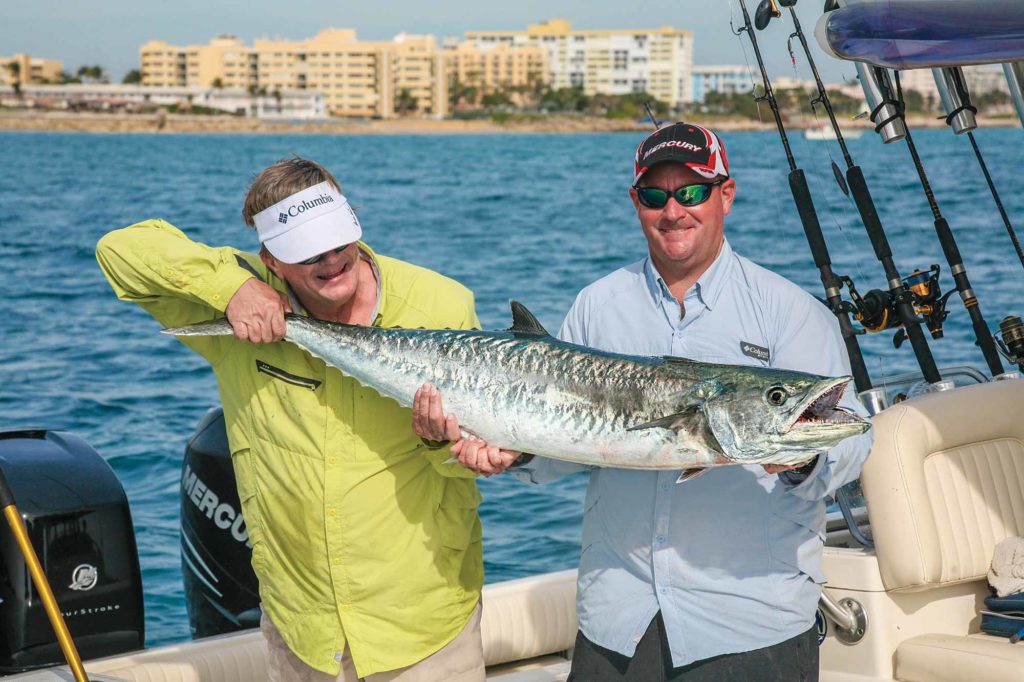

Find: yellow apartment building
1;53;63;85
140;30;445;118
465;19;694;108
444;41;549;107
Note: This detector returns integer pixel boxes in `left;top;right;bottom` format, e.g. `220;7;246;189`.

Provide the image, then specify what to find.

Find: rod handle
0;469;90;682
788;169;831;269
846;166;893;261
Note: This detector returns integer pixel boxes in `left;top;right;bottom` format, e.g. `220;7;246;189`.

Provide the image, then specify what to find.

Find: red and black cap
633;122;730;185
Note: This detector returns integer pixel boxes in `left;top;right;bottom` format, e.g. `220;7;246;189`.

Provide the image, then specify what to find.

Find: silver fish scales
163;302;869;472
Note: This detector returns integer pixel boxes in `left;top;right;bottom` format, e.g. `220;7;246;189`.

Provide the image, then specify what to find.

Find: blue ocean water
0;127;1021;647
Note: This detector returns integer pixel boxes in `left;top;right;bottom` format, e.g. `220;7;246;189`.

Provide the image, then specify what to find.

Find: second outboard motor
0;430;144;673
180;407;260;638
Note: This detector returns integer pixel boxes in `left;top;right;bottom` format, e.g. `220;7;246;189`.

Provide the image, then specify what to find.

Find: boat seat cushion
861;380;1024;592
895;632;1024;682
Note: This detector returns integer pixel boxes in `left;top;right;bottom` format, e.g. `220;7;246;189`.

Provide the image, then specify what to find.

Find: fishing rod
0;468;90;681
821;0;1007;378
932;66;1024;270
892;71;1006;377
732;0;875;399
754;0;943;387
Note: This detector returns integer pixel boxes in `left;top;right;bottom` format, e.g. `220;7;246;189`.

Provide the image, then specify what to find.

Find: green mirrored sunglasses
634;181;722;209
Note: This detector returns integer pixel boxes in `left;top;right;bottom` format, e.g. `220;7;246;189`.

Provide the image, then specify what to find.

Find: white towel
988;537;1024;598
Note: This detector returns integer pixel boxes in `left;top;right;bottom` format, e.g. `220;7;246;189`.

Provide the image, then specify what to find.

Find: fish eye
765;387;788;406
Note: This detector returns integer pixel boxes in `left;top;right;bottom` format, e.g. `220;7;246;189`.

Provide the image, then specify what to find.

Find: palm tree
76;65;107;83
395;88;418;116
6;61;21;97
122;69;141;85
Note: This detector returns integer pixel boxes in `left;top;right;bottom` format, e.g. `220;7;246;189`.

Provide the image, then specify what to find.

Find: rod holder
857;64;906;143
857;387;888;416
933;67;977;134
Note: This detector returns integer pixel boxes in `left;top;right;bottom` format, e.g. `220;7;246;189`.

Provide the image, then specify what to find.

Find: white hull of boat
6;380;1024;682
805;126;865;141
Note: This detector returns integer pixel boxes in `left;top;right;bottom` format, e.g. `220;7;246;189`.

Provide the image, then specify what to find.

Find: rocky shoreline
0;111;1013;135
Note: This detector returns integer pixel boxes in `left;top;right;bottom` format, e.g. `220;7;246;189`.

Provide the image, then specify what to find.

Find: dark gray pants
567;613;819;682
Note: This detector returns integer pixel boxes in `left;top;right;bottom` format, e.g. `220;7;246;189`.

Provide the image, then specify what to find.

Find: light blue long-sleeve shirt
512;238;873;667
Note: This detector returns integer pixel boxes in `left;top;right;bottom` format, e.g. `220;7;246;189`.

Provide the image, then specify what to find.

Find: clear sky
2;0;857;85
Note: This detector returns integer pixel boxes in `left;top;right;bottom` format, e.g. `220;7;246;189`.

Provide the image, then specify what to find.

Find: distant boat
804;123;864;141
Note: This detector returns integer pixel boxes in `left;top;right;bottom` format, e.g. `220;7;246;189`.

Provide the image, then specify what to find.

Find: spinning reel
843;265;954;348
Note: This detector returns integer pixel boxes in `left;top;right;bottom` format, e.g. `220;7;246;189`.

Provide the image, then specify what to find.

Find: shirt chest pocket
248;356;327;450
683;340;771;368
256;359;323;391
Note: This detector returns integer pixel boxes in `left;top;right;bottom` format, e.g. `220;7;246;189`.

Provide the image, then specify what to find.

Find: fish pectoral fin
676;468;710;484
627;406;704;432
507;301;551;336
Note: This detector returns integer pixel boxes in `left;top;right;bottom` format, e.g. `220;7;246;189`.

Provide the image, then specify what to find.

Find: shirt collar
643;238;734;312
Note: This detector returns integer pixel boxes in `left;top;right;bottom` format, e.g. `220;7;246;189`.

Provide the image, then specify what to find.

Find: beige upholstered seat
860;379;1024;681
895;633;1024;682
862;379;1024;592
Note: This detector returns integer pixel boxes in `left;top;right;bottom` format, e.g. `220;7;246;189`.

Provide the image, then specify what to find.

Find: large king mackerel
163;302;869;473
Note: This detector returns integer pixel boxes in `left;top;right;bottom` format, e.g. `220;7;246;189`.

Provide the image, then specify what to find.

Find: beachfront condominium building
463;19;694;108
140;30;446;118
443;40;550;107
1;53;63;85
691;65;754;103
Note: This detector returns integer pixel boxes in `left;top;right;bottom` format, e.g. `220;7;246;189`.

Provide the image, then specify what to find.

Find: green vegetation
122;69;141;85
5;61;20;97
161;103;239;116
395;88;418;115
76;65;108;83
447;78;670;122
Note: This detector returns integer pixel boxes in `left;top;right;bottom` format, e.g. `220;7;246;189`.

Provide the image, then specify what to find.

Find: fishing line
968;132;1024;270
890;70;1005;376
729;0;794;265
732;0;874;393
754;1;943;386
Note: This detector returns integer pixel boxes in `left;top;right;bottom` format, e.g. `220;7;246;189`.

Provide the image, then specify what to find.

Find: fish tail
161;318;236;337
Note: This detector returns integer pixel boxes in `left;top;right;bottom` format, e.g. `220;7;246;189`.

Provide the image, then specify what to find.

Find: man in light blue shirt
413;122;872;681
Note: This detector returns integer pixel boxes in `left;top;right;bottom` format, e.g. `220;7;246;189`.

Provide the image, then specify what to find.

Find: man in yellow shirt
96;157;485;681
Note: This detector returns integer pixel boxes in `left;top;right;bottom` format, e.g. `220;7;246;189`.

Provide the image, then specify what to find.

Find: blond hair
242;157;342;228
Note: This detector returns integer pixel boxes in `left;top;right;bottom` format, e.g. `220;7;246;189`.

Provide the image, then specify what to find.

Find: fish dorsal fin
508;301;550;336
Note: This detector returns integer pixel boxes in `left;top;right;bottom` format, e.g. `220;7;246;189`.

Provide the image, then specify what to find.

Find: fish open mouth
784;379;861;433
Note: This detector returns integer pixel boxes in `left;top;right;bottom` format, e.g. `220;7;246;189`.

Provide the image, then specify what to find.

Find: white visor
253;181;362;264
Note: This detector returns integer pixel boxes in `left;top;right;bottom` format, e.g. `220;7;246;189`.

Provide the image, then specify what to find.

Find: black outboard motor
0;430;144;673
180;407;260;638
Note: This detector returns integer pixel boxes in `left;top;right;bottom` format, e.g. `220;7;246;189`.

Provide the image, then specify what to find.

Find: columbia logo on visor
278;213;288;224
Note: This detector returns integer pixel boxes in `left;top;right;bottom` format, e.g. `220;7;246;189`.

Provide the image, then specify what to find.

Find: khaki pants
261;603;485;682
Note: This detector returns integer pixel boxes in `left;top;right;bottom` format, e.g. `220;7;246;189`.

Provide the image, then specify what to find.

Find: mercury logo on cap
633;122;730;185
254;181;362;264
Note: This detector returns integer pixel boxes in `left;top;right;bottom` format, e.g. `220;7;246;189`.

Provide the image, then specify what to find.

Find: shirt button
660;587;668;595
328;508;336;517
329;456;337;464
656;535;665;544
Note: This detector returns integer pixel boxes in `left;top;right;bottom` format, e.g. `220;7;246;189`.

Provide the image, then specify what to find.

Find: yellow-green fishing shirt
97;219;483;677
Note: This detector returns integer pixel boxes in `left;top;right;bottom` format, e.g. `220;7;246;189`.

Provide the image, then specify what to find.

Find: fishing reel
995;315;1024;368
898;266;954;342
842;265;954;348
